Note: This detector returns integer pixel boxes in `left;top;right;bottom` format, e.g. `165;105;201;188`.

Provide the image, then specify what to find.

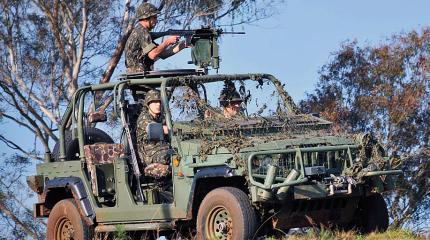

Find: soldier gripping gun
151;27;245;70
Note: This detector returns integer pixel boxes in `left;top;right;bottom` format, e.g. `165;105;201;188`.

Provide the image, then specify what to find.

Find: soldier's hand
184;36;192;48
204;109;212;118
163;125;169;134
165;36;180;45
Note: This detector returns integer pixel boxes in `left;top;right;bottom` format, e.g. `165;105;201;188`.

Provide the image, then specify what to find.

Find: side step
95;221;175;232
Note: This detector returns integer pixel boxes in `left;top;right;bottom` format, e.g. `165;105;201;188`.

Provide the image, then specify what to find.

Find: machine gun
150;27;244;71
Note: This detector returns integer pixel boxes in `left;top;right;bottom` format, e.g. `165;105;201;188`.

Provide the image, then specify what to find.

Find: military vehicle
27;28;402;239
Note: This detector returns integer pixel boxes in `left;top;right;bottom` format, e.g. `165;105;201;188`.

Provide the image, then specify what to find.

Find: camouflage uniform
125;24;157;72
136;90;171;178
125;3;160;72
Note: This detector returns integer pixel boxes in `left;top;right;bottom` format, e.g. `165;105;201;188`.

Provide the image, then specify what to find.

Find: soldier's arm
147;36;179;60
158;40;188;59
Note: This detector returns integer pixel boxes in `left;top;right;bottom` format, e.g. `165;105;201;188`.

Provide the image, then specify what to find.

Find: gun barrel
151;28;246;40
220;31;245;34
151;30;195;40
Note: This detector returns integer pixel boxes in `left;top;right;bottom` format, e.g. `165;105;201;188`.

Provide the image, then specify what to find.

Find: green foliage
300;27;430;229
113;225;128;240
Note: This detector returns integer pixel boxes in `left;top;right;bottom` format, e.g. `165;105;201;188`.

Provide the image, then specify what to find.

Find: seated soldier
219;89;243;119
205;82;243;119
136;90;171;178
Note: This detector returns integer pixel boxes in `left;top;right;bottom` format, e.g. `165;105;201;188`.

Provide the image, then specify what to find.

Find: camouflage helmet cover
144;90;161;107
135;2;160;20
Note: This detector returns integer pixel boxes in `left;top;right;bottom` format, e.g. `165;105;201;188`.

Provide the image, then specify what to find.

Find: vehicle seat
84;143;125;198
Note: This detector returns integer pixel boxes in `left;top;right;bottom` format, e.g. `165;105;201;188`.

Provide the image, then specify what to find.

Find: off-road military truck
27;28;402;240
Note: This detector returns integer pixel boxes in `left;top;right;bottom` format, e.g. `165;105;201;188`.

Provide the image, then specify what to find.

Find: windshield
170;79;289;119
168;77;295;133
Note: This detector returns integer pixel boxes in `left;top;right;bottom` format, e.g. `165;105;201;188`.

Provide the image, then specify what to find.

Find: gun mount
151;27;245;71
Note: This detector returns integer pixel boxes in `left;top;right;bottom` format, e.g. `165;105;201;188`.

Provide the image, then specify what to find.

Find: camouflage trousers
144;163;171;179
138;144;171;178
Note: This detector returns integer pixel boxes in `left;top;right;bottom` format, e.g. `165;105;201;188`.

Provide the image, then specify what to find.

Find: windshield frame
160;73;299;134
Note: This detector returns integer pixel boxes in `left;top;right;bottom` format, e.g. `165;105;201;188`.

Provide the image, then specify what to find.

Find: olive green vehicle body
28;73;401;234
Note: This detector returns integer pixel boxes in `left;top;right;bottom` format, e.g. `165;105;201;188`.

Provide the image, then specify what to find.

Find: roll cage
54;73;297;163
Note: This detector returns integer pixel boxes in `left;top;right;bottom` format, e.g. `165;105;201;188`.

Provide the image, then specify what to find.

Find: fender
185;166;236;219
44;177;95;225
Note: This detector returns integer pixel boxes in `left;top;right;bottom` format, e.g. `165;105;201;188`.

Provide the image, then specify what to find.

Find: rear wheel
47;199;92;240
196;187;257;240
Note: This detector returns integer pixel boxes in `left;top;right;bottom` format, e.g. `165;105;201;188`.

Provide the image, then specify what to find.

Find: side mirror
147;122;164;141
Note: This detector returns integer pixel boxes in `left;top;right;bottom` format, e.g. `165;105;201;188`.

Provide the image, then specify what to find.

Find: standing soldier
125;2;188;72
136;90;171;178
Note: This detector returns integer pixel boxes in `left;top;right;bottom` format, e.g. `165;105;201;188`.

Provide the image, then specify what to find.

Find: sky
156;0;430;101
2;0;430;166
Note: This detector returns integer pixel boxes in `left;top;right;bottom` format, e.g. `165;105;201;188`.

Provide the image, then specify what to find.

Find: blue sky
156;0;430;100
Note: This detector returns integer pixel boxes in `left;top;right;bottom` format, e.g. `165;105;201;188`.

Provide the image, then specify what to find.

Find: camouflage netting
168;77;340;167
133;75;391;181
344;133;389;183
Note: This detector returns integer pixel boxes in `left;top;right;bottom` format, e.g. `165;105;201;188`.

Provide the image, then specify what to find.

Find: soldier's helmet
219;88;242;107
135;2;160;20
144;90;162;107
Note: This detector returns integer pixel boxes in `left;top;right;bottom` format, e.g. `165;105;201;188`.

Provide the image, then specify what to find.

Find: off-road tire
196;187;257;240
47;199;93;240
356;193;389;233
52;127;114;161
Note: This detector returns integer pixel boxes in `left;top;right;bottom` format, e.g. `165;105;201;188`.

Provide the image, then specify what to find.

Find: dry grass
283;229;426;240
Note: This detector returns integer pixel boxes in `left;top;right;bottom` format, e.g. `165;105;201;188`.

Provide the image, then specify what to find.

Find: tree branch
71;0;88;92
0;201;38;239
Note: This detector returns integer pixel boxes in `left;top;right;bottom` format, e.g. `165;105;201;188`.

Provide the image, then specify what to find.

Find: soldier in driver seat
219;89;243;119
204;82;244;120
136;90;171;178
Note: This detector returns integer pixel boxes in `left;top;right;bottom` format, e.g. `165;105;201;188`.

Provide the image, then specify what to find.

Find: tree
300;28;430;230
0;0;282;237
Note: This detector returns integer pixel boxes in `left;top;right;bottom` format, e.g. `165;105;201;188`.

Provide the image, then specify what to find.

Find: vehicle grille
252;145;357;178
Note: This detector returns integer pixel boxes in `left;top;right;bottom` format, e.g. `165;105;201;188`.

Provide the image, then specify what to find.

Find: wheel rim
205;206;233;240
55;217;75;240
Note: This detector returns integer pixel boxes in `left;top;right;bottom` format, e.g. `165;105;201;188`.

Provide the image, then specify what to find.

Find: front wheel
357;193;389;233
196;187;257;240
47;199;93;240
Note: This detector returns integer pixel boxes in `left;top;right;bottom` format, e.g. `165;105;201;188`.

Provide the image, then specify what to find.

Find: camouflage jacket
136;110;169;165
125;24;157;72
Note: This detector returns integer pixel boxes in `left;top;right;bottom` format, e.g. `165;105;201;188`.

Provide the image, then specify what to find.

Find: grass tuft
283;229;424;240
